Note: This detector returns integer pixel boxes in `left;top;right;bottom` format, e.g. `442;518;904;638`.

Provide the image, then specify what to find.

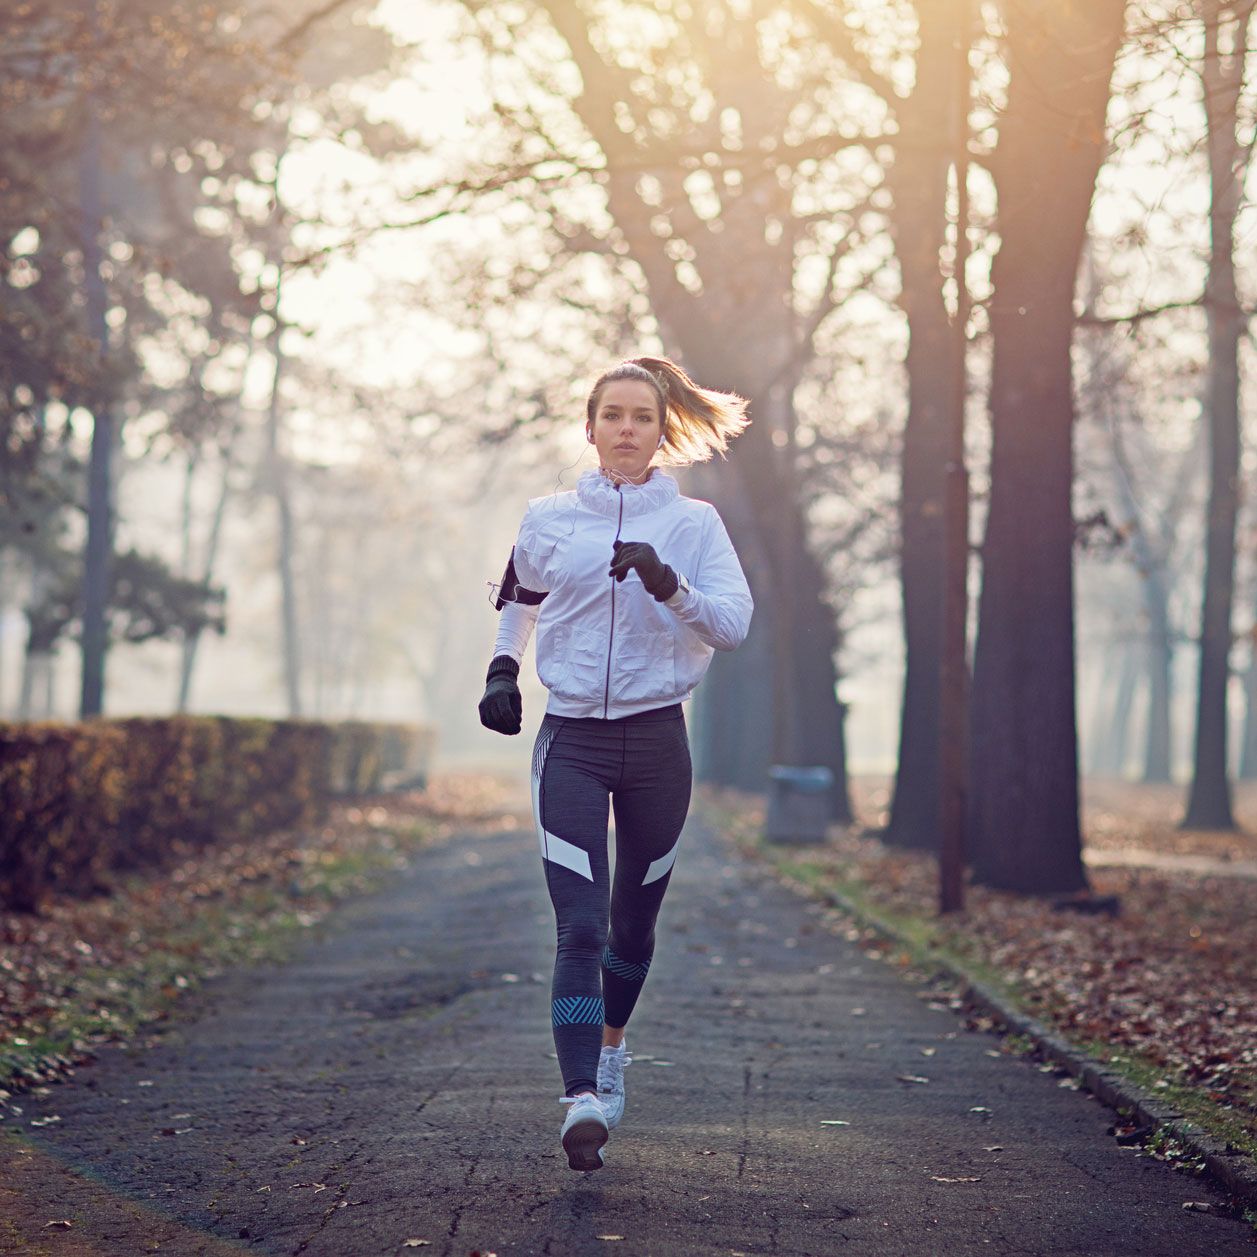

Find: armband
493;547;548;611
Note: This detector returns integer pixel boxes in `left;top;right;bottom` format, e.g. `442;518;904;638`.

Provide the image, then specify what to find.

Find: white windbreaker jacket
493;469;753;720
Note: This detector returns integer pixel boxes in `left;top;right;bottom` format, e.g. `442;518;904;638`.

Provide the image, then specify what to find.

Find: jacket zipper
603;486;624;719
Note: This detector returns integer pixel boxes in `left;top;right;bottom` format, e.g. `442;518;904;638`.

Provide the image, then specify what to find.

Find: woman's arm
663;510;754;651
492;599;541;662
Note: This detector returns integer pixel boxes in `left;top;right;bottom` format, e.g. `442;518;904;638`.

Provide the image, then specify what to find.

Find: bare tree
1183;0;1256;828
968;0;1127;893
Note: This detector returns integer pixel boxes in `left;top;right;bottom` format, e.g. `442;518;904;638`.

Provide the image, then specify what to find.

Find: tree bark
1183;1;1252;828
78;69;114;719
968;0;1125;893
884;0;961;851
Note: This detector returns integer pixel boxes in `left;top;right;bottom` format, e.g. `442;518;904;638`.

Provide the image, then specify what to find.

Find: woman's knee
556;915;605;958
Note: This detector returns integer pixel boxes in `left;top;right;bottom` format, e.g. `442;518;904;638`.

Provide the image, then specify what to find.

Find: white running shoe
559;1092;609;1171
596;1043;632;1129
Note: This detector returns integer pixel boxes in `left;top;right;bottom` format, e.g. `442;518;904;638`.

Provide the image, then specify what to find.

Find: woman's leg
532;715;618;1097
602;708;693;1033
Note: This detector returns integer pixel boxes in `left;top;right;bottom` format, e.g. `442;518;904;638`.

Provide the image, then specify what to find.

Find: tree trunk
1183;2;1251;828
1107;644;1138;780
686;445;782;792
677;326;849;804
265;275;303;719
1143;582;1174;783
177;439;235;713
1240;647;1257;779
968;0;1125;893
1085;648;1112;776
793;542;853;821
884;0;960;851
78;71;114;719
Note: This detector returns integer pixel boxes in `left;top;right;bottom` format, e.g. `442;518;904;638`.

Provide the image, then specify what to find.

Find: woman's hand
609;540;680;602
479;656;523;735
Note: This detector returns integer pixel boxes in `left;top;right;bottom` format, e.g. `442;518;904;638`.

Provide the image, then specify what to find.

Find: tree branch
271;0;363;52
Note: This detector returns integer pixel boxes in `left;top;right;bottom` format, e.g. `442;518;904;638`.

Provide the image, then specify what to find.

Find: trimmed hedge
0;717;436;913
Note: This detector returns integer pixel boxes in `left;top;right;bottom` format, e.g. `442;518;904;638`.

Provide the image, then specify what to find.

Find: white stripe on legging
641;840;679;886
532;743;593;882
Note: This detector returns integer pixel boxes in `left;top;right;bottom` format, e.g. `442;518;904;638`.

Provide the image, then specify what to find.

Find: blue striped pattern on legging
552;995;605;1027
602;944;650;983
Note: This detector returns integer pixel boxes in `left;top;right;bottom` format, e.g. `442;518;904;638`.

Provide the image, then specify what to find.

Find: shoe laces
560;1092;605;1112
597;1047;632;1093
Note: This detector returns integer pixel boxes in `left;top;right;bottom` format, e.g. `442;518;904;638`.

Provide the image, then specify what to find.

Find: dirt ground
850;775;1257;862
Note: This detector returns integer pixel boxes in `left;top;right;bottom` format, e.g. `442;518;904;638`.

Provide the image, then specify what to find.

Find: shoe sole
562;1114;609;1172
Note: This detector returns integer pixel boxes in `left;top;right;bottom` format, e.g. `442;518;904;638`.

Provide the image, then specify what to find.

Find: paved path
1084;846;1257;880
3;817;1254;1256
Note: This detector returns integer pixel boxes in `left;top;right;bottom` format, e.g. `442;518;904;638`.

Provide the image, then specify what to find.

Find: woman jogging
478;356;754;1172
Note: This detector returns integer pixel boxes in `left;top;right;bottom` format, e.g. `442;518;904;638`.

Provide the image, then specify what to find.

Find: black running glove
609;540;680;602
479;655;523;735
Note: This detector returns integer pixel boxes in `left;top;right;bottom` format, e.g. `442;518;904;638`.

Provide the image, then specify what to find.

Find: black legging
531;704;692;1096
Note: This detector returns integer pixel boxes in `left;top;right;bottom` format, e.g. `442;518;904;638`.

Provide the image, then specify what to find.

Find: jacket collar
577;468;679;520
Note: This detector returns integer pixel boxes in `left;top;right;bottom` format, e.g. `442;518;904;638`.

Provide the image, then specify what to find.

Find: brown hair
585;356;750;465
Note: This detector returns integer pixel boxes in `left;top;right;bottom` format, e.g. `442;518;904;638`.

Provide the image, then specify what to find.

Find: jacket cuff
486;654;520;683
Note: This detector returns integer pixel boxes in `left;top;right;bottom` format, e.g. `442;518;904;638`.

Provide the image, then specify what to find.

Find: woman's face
591;380;663;482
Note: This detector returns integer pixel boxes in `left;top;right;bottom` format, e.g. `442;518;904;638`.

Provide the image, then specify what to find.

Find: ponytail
585;356;750;466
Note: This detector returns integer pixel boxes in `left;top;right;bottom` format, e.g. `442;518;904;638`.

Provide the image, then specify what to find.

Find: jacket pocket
611;629;676;704
541;622;607;702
